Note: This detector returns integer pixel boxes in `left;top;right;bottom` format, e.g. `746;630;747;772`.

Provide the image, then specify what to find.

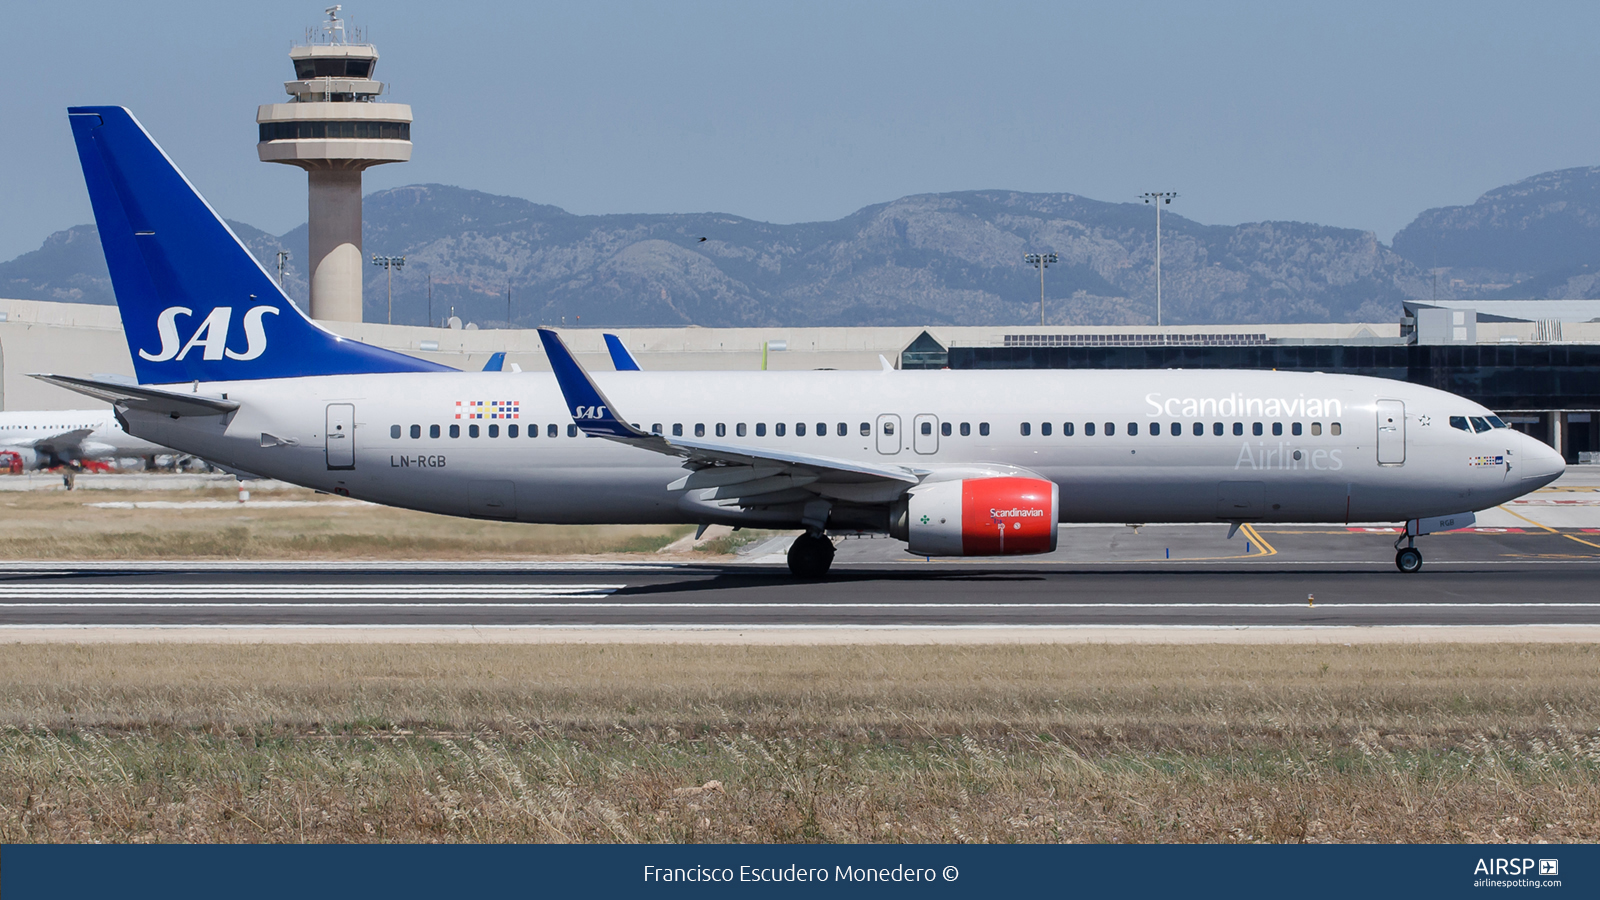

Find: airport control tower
257;6;411;322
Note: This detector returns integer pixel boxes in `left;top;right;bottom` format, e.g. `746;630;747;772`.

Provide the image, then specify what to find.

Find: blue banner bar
3;843;1593;899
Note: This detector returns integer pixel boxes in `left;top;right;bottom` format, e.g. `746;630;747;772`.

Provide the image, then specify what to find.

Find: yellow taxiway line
1497;505;1600;551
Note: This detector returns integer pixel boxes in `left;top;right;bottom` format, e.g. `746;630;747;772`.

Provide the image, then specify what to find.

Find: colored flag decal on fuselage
454;400;521;420
1469;455;1505;466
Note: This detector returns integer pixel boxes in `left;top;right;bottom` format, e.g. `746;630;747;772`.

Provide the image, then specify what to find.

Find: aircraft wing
30;374;240;418
537;329;922;505
30;428;96;457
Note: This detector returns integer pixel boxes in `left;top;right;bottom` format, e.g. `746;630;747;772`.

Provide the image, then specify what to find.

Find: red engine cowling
892;477;1058;556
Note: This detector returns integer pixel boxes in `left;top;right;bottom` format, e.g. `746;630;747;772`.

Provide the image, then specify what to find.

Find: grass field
1;643;1596;843
0;486;702;559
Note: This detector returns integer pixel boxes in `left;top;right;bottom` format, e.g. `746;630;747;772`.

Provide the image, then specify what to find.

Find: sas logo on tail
139;305;280;362
573;406;609;420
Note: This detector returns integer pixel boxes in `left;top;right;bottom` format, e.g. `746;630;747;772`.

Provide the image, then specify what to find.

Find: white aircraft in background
0;408;168;476
41;106;1566;576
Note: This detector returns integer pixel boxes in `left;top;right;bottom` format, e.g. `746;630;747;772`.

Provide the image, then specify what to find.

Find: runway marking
1498;505;1600;551
0;561;681;573
2;600;1598;609
0;585;623;602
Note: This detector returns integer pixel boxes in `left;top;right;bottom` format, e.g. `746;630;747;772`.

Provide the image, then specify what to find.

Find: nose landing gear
1394;533;1423;573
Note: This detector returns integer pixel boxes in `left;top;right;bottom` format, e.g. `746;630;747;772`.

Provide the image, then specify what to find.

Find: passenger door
1377;400;1405;465
876;414;902;455
325;403;355;470
913;414;939;455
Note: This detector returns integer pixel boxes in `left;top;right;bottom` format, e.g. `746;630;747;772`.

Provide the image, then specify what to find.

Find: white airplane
0;408;168;474
40;107;1565;577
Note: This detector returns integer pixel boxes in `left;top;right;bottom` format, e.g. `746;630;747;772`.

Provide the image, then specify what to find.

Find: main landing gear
1393;533;1423;573
787;532;836;579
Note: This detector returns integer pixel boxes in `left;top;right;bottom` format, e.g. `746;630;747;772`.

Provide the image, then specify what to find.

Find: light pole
1024;252;1057;326
275;250;291;289
1139;192;1178;326
371;255;405;325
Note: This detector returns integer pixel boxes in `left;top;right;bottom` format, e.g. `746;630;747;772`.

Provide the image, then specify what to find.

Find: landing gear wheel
1395;547;1423;574
787;533;836;579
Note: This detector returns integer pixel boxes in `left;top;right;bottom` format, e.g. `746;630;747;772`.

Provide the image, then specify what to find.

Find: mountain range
6;167;1600;327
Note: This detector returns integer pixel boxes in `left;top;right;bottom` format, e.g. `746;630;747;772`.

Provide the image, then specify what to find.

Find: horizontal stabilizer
31;373;239;418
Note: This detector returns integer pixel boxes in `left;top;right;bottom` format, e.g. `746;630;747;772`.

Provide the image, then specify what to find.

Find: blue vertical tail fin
67;106;454;384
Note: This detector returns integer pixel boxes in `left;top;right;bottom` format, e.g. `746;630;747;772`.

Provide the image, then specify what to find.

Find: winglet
603;334;642;371
536;328;650;439
483;352;506;372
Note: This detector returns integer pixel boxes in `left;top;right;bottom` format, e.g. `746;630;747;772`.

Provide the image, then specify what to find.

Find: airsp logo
140;305;279;362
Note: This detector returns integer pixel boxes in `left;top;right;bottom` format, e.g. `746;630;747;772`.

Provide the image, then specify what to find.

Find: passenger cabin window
1085;422;1096;436
860;422;871;436
737;423;747;437
816;422;826;437
1212;422;1223;436
488;424;499;438
672;424;683;437
1020;422;1031;436
941;422;952;437
1064;422;1075;436
410;424;421;439
652;424;662;435
390;425;401;439
430;425;441;438
1291;422;1302;436
796;423;807;437
449;425;460;438
1253;422;1263;436
922;421;934;435
1272;422;1283;436
979;422;990;437
836;423;846;437
1331;422;1342;435
756;423;767;437
548;424;558;438
509;424;519;438
568;425;579;437
881;422;893;435
1169;422;1180;436
1105;422;1115;436
1310;422;1321;436
1127;422;1138;436
1192;422;1202;436
961;422;971;436
469;425;480;438
776;423;786;437
1233;423;1243;436
695;424;706;437
1041;422;1052;436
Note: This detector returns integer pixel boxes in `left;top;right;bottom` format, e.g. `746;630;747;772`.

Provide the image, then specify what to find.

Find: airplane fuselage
118;367;1565;530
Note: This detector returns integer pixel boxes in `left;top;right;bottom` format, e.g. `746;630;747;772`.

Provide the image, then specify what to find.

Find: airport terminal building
3;296;1597;464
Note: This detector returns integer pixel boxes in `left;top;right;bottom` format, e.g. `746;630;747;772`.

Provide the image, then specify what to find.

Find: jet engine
889;477;1058;556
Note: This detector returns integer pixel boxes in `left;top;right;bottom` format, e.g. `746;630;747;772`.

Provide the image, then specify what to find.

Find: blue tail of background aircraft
68;106;454;384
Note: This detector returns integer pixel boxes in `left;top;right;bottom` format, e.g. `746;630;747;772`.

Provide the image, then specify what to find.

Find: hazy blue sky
2;0;1598;259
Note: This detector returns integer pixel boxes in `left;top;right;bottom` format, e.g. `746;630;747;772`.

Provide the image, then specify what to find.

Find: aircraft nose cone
1518;432;1565;489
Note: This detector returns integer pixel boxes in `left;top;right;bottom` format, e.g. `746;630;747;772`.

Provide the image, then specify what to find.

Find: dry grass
0;488;695;559
0;642;1597;843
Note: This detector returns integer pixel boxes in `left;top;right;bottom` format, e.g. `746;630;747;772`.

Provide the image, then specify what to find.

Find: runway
1;522;1597;628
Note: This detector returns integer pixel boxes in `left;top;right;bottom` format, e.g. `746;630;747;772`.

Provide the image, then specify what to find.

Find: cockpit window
1449;416;1470;432
1487;416;1508;429
1469;416;1491;433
